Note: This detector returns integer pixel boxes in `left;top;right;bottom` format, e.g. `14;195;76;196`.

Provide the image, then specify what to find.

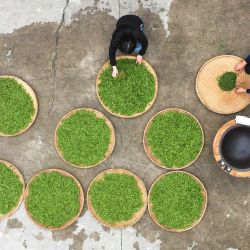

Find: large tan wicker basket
143;108;204;170
148;171;207;232
55;108;115;168
87;168;147;228
196;55;250;114
24;168;84;230
96;55;158;118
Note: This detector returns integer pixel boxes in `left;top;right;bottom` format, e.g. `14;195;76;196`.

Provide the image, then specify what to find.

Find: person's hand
235;86;247;94
234;61;247;71
136;55;143;64
112;66;118;78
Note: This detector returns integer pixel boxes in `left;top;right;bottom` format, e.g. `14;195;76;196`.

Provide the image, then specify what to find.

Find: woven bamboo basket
87;168;147;228
24;168;84;230
148;171;207;232
55;108;115;169
143;108;204;170
96;55;158;118
196;55;250;114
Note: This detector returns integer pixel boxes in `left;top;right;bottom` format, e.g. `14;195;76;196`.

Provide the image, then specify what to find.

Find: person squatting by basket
234;54;250;94
109;15;148;78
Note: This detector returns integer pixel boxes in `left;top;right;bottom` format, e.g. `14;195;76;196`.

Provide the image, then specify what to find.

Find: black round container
219;124;250;172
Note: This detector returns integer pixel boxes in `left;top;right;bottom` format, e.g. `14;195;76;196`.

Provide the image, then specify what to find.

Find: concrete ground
0;0;249;249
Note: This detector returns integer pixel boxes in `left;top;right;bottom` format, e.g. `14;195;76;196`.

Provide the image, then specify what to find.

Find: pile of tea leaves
217;71;237;91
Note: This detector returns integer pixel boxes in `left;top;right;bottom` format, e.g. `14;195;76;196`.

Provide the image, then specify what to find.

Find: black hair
120;40;135;54
112;27;136;54
245;64;250;75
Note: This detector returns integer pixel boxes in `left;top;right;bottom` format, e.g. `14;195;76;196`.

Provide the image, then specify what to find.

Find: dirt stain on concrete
6;218;23;229
89;231;100;241
69;229;88;250
35;232;44;241
133;241;139;250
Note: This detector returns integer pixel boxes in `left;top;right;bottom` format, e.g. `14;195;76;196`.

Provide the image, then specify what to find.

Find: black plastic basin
220;125;250;170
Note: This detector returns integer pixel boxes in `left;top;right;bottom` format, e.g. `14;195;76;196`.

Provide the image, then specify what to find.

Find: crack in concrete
118;0;121;18
121;228;123;250
48;0;70;117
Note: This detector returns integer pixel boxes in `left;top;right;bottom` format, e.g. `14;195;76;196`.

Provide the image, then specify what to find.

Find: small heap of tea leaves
217;71;237;91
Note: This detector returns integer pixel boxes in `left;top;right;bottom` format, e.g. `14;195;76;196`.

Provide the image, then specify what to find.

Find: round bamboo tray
87;168;147;228
0;75;38;136
143;108;204;170
0;160;25;221
24;168;84;230
148;171;207;232
55;108;115;169
196;55;250;114
213;120;250;177
96;55;158;118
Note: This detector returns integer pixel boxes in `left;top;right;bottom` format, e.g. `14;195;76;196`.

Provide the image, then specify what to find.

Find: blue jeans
133;24;144;54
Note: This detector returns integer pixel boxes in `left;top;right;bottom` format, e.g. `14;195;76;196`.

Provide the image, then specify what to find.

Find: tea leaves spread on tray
0;162;23;216
26;171;81;228
57;110;112;167
89;173;144;224
150;172;205;229
0;77;35;135
146;111;203;168
98;59;155;116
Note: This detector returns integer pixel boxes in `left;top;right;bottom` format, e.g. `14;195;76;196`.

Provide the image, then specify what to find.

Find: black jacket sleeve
109;29;123;66
109;41;117;66
247;89;250;94
245;55;250;64
138;32;148;56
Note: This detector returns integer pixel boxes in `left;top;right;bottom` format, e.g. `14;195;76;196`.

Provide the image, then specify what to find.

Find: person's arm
138;32;148;56
234;55;249;71
245;55;250;64
235;87;250;94
109;42;117;67
109;41;119;77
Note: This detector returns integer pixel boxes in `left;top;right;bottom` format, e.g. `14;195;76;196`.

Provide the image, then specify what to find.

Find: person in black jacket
109;15;148;77
234;54;250;94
